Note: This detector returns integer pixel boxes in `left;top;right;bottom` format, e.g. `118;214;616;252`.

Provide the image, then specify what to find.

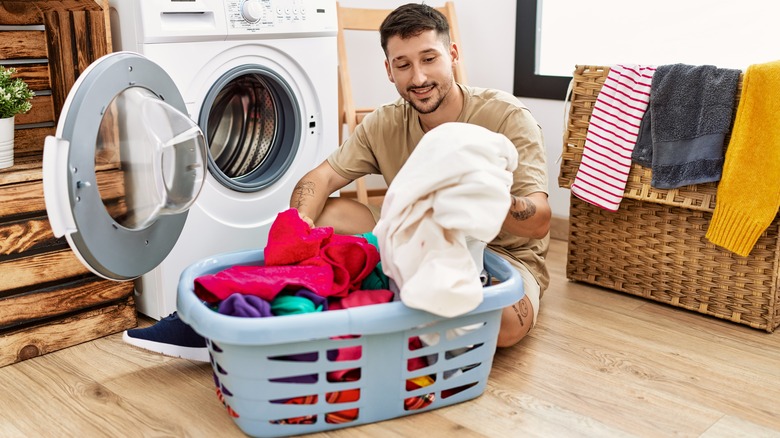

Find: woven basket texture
560;65;779;332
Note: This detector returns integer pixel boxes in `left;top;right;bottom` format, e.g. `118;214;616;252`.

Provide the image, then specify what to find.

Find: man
122;3;549;358
291;3;550;347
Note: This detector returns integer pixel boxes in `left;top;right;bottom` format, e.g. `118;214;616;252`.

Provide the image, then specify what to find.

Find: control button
241;0;263;23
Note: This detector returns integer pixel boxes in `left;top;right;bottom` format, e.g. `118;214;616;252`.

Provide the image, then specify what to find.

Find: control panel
224;0;336;35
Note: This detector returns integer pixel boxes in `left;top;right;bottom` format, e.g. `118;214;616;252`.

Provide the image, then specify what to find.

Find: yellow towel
706;60;780;256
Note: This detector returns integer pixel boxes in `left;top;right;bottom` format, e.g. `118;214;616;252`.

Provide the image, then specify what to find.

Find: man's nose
411;65;427;86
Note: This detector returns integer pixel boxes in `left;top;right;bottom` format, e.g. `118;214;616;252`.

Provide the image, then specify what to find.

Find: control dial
241;0;263;23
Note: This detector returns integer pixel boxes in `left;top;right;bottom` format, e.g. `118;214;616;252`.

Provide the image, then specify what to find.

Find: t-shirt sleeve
327;112;382;181
500;107;549;197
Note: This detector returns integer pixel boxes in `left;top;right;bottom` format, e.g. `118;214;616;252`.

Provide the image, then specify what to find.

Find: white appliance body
108;0;338;319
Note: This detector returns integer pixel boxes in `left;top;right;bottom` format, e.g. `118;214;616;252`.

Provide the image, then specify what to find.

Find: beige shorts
366;203;381;224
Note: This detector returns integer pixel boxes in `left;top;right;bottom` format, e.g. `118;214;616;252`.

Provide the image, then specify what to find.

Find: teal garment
357;232;390;290
271;295;323;316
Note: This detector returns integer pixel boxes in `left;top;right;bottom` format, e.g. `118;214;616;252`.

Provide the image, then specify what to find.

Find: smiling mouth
409;84;435;96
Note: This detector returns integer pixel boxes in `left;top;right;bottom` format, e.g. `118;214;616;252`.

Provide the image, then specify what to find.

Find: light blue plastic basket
177;249;523;437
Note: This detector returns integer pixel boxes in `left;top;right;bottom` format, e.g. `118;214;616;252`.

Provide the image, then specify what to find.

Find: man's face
384;29;457;115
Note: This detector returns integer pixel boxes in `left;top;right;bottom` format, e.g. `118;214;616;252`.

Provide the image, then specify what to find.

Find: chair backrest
337;2;467;135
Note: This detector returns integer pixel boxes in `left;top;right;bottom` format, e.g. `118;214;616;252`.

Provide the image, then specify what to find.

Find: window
515;0;780;100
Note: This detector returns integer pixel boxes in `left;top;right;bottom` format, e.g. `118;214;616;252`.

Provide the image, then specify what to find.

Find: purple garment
293;288;328;311
217;293;273;318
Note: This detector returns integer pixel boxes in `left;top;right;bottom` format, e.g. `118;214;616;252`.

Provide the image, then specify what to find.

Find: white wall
338;0;570;218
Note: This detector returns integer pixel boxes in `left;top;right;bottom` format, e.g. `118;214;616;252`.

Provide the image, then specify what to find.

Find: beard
403;79;453;114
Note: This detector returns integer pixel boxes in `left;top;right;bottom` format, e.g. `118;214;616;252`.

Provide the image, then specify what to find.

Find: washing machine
42;0;338;319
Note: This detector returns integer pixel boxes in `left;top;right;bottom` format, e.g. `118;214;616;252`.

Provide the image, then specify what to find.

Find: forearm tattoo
510;196;537;221
293;180;316;208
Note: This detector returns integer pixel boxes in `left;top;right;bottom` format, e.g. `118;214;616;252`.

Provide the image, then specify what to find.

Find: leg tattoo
511;299;530;327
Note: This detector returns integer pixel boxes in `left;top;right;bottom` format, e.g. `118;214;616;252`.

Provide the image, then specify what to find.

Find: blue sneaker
122;312;209;362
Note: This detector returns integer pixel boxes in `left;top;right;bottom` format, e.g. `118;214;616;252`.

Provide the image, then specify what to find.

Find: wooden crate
0;0;136;367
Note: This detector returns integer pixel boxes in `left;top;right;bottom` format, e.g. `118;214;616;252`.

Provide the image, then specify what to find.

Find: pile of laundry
193;208;394;317
571;60;780;256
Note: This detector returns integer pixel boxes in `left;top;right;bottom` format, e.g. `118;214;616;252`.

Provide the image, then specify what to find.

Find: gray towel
632;64;741;189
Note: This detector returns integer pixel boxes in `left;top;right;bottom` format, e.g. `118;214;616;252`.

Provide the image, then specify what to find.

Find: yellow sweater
706;60;780;256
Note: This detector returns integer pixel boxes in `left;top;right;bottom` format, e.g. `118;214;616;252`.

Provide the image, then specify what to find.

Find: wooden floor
1;238;780;437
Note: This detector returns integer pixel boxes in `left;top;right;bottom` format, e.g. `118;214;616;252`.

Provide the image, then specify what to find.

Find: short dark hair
379;3;451;57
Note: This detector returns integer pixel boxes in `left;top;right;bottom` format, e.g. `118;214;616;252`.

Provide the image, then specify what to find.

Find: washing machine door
42;51;208;281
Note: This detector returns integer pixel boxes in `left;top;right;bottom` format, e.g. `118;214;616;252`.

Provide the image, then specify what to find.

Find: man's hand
298;211;315;228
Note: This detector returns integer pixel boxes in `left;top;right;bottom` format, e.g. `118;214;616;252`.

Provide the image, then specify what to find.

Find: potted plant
0;65;35;169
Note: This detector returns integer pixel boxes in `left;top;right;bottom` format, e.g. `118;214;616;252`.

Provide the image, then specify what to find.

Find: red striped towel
571;65;655;211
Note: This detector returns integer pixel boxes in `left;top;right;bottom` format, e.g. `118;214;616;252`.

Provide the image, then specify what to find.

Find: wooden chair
336;2;467;205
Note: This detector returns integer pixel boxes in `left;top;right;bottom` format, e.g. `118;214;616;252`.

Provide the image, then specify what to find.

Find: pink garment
264;208;334;266
194;264;333;304
571;64;655;211
265;208;381;298
328;289;395;311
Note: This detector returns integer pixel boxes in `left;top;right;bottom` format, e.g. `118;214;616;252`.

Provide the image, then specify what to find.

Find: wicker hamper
559;65;780;333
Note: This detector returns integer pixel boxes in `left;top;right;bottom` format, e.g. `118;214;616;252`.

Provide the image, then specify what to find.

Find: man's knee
497;295;535;348
317;197;377;234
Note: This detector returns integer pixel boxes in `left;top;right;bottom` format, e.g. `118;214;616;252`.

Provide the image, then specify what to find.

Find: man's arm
501;191;551;239
290;160;352;226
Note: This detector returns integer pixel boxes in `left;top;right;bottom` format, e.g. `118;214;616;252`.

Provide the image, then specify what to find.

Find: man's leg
316;197;379;234
496;257;542;347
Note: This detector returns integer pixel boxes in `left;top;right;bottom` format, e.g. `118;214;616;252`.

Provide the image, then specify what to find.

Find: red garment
328;289;395;311
264;208;333;266
194;264;333;304
264;209;381;298
320;234;381;297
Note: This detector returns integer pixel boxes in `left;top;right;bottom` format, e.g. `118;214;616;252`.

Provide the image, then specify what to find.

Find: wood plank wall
0;0;136;368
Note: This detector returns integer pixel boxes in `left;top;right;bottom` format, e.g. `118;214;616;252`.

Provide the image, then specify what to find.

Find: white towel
570;64;655;211
373;122;518;317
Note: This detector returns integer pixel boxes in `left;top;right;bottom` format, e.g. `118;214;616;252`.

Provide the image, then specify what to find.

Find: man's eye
423;57;436;63
396;63;410;69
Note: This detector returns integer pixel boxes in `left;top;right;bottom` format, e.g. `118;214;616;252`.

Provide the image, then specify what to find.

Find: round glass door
96;87;207;230
200;65;301;192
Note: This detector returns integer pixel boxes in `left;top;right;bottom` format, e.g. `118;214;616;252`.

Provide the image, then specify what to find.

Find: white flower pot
0;116;14;169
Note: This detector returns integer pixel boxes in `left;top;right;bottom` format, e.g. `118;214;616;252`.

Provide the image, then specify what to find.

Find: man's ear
449;42;460;65
384;59;395;83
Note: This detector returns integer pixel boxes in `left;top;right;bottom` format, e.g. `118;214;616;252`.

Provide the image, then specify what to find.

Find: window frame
513;0;571;100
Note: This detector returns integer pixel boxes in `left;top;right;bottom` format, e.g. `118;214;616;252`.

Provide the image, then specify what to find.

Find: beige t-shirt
328;84;550;293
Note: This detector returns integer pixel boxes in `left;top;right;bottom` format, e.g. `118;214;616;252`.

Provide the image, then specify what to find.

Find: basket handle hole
325;409;359;424
441;381;479;399
327;345;362;362
445;342;484;360
268;351;319;362
443;362;482;381
446;322;486;341
326;388;360;404
269;394;318;405
407;354;437;371
327;367;361;383
268;373;318;384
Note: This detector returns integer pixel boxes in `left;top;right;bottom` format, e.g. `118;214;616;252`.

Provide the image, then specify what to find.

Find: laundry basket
177;249;523;437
